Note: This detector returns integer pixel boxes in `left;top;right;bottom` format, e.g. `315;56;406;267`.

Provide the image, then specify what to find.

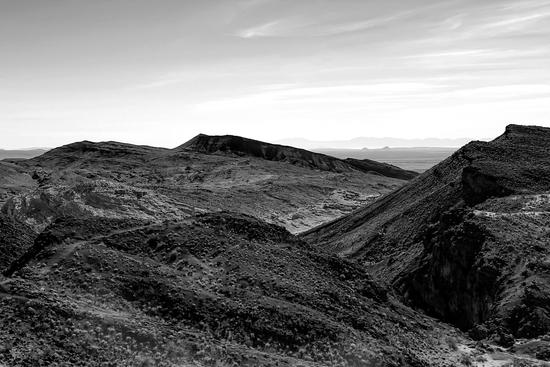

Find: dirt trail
474;210;550;218
0;292;29;301
38;221;193;275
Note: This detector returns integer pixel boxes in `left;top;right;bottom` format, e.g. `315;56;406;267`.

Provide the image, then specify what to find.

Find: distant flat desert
315;147;457;172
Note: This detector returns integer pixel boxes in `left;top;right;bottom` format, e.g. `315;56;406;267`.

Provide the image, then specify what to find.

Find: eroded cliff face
461;167;514;206
395;168;521;333
395;190;550;343
395;208;498;331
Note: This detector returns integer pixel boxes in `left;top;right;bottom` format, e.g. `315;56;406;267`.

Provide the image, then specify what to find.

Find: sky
1;0;550;149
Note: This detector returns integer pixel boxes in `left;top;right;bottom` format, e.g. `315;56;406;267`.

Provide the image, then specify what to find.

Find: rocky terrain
0;161;36;207
1;214;488;366
0;214;35;271
1;136;412;234
1;127;549;366
304;125;550;353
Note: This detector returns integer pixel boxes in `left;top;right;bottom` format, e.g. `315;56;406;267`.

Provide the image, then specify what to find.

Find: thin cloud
405;48;549;61
235;10;417;39
236;20;283;38
194;82;447;111
315;11;415;36
500;0;550;11
481;11;550;31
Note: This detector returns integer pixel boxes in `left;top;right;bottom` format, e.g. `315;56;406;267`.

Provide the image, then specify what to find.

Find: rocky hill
178;134;418;179
1;136;411;233
303;125;550;344
1;213;487;366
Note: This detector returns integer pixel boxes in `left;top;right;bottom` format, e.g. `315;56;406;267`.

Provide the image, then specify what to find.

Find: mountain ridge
178;133;418;179
302;124;550;341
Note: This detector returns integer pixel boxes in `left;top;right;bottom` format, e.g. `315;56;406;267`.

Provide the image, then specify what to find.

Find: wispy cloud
236;20;284;38
194;79;550;115
235;10;416;39
194;82;447;112
314;11;414;36
428;1;550;42
131;71;243;90
481;11;550;32
405;48;549;62
500;0;550;11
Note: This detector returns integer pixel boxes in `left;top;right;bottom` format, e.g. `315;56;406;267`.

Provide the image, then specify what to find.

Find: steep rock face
395;195;550;340
461;166;514;206
394;209;497;330
177;134;352;172
303;124;550;339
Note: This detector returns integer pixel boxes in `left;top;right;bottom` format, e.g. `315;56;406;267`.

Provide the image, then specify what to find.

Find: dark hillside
0;214;471;366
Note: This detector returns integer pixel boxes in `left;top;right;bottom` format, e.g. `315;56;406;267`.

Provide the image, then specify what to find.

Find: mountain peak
177;133;356;172
495;124;550;145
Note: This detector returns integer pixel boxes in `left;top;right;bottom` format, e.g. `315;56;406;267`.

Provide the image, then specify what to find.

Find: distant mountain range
0;148;48;160
276;136;474;150
0;136;476;158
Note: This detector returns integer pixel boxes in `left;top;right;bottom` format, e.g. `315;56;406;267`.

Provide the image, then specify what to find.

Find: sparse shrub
460;353;473;366
445;336;458;350
475;354;487;362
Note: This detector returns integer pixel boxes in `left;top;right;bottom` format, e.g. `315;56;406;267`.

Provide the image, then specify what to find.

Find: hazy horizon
0;134;469;151
2;0;550;149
